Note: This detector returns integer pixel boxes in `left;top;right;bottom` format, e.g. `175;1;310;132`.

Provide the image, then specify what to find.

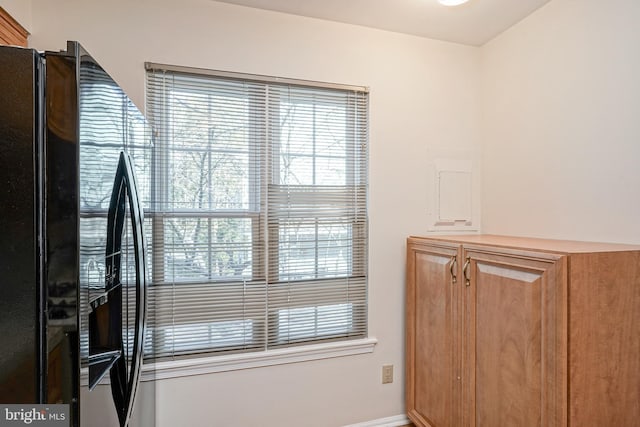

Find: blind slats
141;67;368;360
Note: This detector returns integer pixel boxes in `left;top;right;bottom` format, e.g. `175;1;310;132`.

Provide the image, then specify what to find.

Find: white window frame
144;63;370;369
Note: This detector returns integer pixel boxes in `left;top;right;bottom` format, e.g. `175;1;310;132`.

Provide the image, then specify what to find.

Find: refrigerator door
89;152;147;427
1;41;153;427
0;42;83;425
0;42;81;424
45;46;81;423
71;41;154;427
0;43;45;405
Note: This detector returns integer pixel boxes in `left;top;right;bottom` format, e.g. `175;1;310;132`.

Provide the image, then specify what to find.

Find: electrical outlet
382;364;393;384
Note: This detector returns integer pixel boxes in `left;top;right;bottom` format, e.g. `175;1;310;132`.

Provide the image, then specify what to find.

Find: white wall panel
481;0;640;244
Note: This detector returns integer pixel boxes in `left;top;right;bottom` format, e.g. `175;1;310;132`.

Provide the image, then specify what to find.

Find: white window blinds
145;64;368;360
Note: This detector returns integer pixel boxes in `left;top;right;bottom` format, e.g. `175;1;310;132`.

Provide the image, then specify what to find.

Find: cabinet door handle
449;255;457;284
463;257;471;287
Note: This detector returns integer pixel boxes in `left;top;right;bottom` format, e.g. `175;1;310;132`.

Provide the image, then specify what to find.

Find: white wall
481;0;640;244
28;1;481;425
24;0;640;424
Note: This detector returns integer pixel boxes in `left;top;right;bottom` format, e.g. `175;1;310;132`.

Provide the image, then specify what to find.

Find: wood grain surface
568;251;640;426
0;7;28;47
407;241;459;427
407;235;638;427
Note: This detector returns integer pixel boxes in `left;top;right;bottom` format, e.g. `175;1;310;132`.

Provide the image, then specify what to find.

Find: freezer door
0;44;43;405
44;47;81;425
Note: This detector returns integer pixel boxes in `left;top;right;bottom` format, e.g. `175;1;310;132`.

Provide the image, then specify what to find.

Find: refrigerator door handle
105;151;147;427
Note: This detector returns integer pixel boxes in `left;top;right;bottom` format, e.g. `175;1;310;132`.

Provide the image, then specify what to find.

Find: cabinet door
462;247;566;427
407;241;460;427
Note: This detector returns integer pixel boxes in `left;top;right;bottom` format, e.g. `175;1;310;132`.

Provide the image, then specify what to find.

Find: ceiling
214;0;550;46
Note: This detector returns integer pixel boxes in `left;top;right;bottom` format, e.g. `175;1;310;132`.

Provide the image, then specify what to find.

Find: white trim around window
144;337;377;381
82;337;377;384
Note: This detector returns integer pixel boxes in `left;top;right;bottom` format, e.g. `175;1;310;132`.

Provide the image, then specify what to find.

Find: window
145;65;368;360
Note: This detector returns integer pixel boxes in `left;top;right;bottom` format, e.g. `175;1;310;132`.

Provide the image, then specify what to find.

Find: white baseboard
343;414;411;427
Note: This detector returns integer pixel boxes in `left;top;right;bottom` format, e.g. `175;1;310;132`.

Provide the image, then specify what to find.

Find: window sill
82;338;377;385
144;337;377;381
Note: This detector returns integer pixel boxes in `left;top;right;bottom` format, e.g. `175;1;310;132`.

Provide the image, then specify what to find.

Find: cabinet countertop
408;234;640;254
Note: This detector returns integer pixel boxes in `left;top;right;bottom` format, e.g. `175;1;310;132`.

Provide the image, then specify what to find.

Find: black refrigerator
0;41;151;427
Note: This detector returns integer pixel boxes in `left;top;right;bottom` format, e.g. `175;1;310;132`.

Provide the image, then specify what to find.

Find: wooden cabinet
406;235;640;427
461;246;565;427
0;7;28;47
406;243;459;427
